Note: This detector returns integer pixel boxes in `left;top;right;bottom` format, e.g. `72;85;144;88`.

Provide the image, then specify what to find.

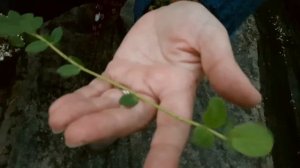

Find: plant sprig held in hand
0;10;274;157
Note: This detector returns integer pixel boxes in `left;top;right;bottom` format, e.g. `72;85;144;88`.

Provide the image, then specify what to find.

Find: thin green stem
31;33;227;141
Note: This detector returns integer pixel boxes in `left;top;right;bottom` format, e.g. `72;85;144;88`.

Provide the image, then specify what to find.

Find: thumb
200;28;261;107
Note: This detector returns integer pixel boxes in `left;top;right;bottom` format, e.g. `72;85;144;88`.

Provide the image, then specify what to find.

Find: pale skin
49;1;261;168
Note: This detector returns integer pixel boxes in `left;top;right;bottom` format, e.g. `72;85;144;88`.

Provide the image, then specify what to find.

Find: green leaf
50;27;63;43
21;14;34;33
0;11;42;36
191;127;215;148
8;36;25;47
25;40;48;54
22;13;34;19
20;20;34;33
31;17;43;31
0;20;22;36
203;97;227;129
119;93;139;107
56;64;81;78
42;34;53;42
228;122;274;157
0;11;24;36
20;14;43;33
69;56;84;66
7;11;21;20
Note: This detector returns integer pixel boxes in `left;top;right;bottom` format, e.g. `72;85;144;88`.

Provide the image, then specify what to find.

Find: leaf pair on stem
191;98;273;157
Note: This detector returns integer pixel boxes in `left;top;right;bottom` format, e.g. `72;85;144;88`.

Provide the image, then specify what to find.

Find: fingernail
52;129;63;134
66;142;83;148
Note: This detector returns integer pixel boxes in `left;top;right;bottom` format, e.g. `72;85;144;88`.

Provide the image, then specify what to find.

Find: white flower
0;43;13;61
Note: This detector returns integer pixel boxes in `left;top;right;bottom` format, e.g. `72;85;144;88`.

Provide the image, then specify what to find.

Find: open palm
49;2;261;168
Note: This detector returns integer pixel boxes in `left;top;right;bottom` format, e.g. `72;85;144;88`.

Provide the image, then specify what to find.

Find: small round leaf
191;127;215;148
51;27;63;43
56;64;81;78
119;93;139;107
32;17;43;30
228;122;274;157
20;15;43;33
8;11;21;20
0;20;23;36
69;56;84;66
25;40;48;54
203;97;227;129
22;13;34;20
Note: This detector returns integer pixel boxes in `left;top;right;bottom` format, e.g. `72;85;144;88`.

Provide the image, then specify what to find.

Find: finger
74;78;111;98
63;94;156;148
144;89;196;168
49;89;122;134
200;28;261;107
50;79;111;114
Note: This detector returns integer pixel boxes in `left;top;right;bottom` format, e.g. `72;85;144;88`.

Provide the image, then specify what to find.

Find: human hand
49;1;261;167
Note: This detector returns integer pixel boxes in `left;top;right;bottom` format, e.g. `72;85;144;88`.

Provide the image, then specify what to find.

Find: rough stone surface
0;2;273;168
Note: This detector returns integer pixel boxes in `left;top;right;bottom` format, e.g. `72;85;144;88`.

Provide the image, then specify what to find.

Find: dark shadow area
284;0;300;29
0;0;93;20
256;0;300;167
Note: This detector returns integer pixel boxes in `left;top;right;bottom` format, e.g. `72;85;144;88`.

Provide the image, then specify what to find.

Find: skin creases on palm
104;2;207;100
